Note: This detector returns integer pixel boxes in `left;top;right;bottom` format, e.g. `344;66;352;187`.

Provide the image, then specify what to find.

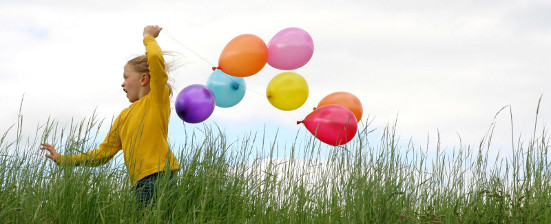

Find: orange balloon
218;34;268;77
317;92;363;122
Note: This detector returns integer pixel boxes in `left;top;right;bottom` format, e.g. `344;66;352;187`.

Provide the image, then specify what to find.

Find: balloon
266;72;309;111
317;92;363;122
175;84;215;123
298;105;358;146
267;27;314;70
206;69;246;108
218;34;268;77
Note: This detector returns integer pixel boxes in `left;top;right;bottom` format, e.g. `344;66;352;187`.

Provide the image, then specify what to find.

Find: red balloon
298;105;357;146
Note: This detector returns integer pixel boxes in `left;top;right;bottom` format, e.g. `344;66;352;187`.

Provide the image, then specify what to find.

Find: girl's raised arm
143;25;169;104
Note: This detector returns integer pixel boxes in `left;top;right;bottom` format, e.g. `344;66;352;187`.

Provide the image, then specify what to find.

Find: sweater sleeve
143;36;169;105
57;115;123;166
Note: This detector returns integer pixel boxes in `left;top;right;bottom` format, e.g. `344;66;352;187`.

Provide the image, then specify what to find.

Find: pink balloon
267;27;314;70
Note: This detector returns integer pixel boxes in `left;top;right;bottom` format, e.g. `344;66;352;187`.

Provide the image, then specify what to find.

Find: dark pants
134;171;175;210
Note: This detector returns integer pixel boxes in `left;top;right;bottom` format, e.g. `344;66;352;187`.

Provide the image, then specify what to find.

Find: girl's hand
40;143;59;163
143;25;162;38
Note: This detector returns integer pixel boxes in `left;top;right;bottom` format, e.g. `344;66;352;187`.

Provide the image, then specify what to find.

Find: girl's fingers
41;143;58;161
144;25;162;38
40;143;55;153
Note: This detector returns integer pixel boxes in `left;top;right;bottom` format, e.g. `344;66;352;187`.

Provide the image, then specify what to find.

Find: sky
0;0;550;157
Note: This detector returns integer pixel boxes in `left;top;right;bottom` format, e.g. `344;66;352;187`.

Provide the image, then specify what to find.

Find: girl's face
122;64;142;103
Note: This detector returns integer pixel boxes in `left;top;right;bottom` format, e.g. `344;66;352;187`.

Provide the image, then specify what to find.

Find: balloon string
244;87;264;98
163;29;216;68
164;29;259;96
240;84;303;123
164;28;264;101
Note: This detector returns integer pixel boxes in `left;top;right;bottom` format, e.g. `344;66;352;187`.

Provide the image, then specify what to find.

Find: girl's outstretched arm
40;115;123;166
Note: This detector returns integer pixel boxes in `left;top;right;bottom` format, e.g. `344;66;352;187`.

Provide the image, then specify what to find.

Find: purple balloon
175;84;215;123
267;27;314;70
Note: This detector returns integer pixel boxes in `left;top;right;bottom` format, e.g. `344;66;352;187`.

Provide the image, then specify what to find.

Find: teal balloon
206;69;246;108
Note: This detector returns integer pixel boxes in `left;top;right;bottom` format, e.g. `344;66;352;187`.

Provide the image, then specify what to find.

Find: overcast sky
1;0;549;156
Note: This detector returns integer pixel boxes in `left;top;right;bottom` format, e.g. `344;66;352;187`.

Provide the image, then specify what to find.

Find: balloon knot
313;107;317;110
231;82;239;90
212;66;219;71
297;121;303;125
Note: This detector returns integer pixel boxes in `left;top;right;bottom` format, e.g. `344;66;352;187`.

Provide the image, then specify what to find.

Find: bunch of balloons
175;27;314;123
174;34;261;123
173;27;363;146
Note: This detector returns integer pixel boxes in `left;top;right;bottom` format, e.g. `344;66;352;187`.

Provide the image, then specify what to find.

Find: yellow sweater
58;36;181;185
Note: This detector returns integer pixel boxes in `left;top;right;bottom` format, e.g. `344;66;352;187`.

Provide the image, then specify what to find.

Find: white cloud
0;0;549;156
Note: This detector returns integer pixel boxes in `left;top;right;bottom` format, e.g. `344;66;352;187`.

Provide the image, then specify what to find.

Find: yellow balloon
266;72;309;111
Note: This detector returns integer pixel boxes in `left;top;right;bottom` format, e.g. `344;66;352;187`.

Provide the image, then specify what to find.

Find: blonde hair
126;54;174;98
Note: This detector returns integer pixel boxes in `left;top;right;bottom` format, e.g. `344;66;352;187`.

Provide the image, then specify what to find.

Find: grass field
1;103;549;223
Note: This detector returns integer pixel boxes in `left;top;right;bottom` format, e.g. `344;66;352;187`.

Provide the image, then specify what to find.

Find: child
40;25;181;209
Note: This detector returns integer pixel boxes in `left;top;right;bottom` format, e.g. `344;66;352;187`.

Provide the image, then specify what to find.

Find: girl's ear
140;73;150;86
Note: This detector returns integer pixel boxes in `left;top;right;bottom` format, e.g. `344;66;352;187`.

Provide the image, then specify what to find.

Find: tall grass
0;100;549;223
